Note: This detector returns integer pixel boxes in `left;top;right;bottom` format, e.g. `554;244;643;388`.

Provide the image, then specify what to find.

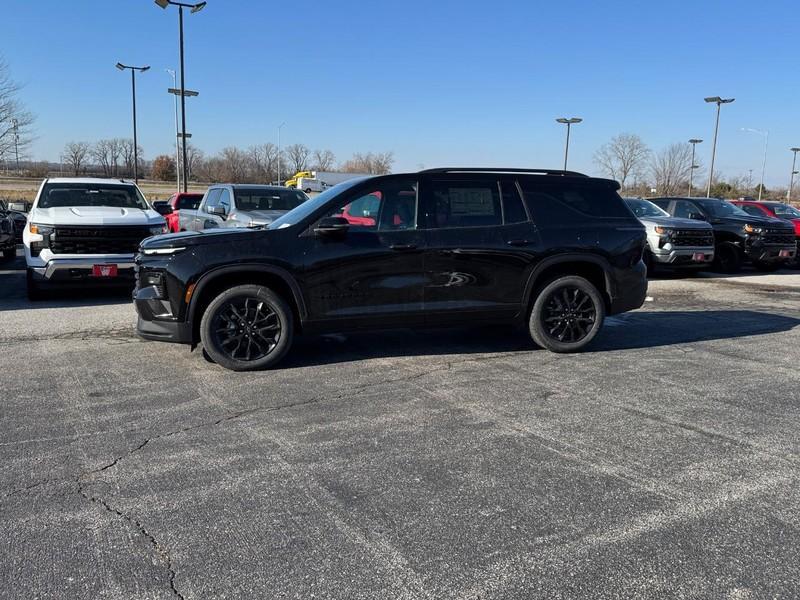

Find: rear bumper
608;262;648;315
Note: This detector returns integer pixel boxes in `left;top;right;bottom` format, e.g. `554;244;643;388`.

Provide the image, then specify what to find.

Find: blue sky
3;0;799;186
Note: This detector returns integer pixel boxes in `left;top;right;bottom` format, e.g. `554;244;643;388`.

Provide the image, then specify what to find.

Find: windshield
235;188;309;212
769;203;800;218
38;183;149;210
268;178;370;229
695;199;748;217
624;198;669;218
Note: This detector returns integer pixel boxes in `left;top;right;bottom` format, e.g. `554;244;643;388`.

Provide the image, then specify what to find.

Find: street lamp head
140;66;151;72
154;0;170;8
191;1;207;13
791;147;800;153
116;62;125;70
556;117;582;124
721;98;735;104
689;138;703;144
704;96;721;103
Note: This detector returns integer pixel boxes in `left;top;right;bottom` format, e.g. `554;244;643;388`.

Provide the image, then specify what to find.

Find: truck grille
761;229;795;245
672;229;714;247
50;225;153;255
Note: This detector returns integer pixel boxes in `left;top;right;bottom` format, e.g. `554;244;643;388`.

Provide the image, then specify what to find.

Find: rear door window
501;182;529;224
429;180;502;229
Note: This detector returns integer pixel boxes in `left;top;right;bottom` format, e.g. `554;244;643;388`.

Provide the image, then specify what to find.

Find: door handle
507;239;534;247
390;243;417;251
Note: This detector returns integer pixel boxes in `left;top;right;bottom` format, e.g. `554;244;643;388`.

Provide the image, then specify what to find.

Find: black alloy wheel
541;286;597;343
212;297;281;361
200;284;293;371
529;275;605;353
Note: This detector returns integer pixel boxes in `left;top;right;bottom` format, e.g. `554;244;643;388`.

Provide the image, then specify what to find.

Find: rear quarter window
520;180;632;224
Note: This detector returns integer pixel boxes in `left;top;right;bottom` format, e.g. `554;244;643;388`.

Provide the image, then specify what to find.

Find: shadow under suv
134;169;648;371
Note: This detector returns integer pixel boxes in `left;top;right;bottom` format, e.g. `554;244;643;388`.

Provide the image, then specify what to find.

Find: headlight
743;224;763;234
654;226;672;235
29;223;54;235
149;225;168;235
142;246;186;256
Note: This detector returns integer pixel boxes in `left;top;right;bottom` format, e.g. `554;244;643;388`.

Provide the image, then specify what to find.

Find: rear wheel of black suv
529;276;605;353
200;284;293;371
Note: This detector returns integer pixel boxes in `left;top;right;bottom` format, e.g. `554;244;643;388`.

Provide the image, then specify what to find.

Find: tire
199;284;293;371
529;275;605;353
713;242;742;274
1;247;14;260
304;188;312;194
26;269;46;301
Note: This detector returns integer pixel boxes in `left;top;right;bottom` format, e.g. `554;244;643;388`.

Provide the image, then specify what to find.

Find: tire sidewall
715;242;741;273
529;275;606;353
200;284;293;371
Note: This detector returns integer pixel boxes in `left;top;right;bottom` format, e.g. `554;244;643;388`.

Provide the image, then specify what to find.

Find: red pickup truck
731;200;800;266
158;192;204;232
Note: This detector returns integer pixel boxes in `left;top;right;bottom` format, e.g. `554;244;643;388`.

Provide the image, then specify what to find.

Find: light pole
741;128;769;201
277;121;286;184
789;147;800;202
11;118;19;173
155;0;206;192
166;69;180;191
688;138;703;196
704;96;735;197
116;63;150;183
555;117;582;170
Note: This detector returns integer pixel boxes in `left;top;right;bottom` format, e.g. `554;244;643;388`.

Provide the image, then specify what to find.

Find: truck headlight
29;223;54;236
654;226;672;235
149;225;169;235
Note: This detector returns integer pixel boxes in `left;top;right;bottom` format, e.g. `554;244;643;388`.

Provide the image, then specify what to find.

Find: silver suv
625;198;714;274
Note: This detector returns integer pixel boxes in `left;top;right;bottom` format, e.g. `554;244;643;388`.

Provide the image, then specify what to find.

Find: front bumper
744;243;796;263
28;258;136;284
651;245;715;268
134;284;192;344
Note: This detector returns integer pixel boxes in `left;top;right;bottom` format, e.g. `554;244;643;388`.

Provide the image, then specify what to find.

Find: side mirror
209;205;227;218
688;212;706;221
315;216;349;238
154;203;174;216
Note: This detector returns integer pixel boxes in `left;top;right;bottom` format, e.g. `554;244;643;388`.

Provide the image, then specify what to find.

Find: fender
522;253;614;306
187;263;308;325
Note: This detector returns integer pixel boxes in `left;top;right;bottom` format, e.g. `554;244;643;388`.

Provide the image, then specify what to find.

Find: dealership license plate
779;249;792;258
92;264;118;278
692;253;706;262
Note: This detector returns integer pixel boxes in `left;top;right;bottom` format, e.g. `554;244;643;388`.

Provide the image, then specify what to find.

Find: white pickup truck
178;184;309;231
23;178;168;299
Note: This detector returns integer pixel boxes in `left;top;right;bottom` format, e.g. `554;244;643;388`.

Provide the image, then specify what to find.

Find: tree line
593;133;789;200
61;139;395;184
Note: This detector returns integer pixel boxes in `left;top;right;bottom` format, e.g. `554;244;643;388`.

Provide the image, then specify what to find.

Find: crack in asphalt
0;327;138;345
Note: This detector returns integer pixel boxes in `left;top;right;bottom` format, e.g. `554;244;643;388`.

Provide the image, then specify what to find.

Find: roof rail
418;167;588;177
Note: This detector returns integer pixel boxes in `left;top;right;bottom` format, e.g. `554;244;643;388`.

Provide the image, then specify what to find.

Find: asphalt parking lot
2;249;800;599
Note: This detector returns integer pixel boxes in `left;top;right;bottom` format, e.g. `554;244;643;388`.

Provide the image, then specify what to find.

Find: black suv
651;197;796;272
134;169;648;371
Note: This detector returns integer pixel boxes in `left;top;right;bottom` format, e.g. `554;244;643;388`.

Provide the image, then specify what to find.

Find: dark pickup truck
651;196;796;272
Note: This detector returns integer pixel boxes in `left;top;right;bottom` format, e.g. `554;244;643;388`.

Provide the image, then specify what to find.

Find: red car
731;200;800;265
160;192;204;232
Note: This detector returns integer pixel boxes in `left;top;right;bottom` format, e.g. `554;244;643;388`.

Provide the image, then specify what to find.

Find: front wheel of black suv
199;284;293;371
713;242;742;274
529;275;605;353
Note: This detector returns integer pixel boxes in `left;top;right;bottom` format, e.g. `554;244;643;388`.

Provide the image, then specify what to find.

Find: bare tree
285;143;310;173
0;57;35;167
594;134;650;188
181;143;204;182
119;139;144;178
91;139;113;176
650;143;693;196
64;141;90;176
248;143;279;182
311;149;336;171
341;151;394;174
220;146;248;182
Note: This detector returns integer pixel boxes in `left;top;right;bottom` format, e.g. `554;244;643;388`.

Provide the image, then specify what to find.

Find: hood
141;226;262;249
713;214;793;230
31;205;164;226
237;209;288;224
638;215;711;230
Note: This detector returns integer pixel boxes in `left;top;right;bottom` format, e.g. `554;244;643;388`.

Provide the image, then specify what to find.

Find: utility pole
789;147;800;202
704;96;735;197
555;117;582;170
688;139;703;196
